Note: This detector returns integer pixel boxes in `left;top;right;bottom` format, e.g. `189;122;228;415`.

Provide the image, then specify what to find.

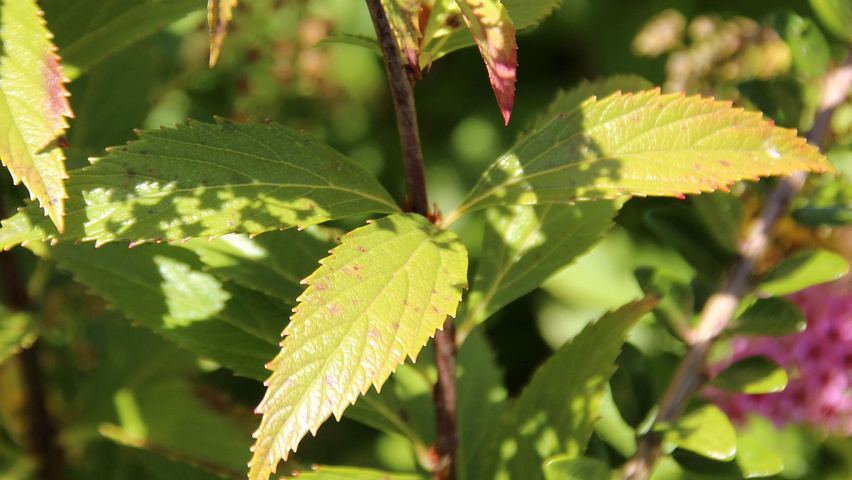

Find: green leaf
662;404;737;461
0;0;72;231
609;342;657;429
773;13;831;78
41;0;202;71
249;213;468;480
41;241;286;380
671;434;784;479
729;297;806;337
529;76;655;131
313;34;383;55
486;298;656;480
177;228;336;304
711;356;787;394
458;327;508;480
0;307;36;366
455;0;517;125
809;0;852;41
792;177;852;226
461;201;619;333
207;0;237;67
756;249;849;296
291;465;425;480
542;455;609;480
0;119;400;249
446;90;832;223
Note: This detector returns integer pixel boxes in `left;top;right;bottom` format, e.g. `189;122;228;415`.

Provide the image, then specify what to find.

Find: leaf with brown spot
248;213;468;480
0;0;73;231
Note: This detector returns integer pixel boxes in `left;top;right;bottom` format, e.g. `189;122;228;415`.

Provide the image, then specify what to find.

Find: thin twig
0;194;65;480
622;52;852;480
365;2;457;479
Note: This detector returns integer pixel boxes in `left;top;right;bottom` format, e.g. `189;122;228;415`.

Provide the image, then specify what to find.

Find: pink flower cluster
708;281;852;433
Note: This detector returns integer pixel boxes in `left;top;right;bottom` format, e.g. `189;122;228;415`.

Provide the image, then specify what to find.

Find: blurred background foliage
2;0;852;478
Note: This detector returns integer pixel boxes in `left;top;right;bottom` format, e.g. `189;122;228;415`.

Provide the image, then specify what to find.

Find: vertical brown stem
0;195;65;480
366;0;429;217
365;2;457;479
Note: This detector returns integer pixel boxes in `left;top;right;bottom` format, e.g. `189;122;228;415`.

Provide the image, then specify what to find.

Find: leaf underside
455;0;517;125
463;200;619;328
0;118;400;250
452;89;833;218
208;0;237;67
483;298;657;480
248;213;468;480
0;0;73;232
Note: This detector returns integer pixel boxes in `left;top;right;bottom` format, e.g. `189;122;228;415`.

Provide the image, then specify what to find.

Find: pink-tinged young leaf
248;213;468;480
382;0;423;77
455;0;517;125
208;0;237;67
445;89;834;223
0;0;72;232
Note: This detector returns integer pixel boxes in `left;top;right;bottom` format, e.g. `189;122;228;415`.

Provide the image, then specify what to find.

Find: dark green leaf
458;327;508;480
609;342;656;429
41;241;285;380
711;356;788;394
485;298;656;480
177;228;335;304
729;297;806;337
0;119;400;249
41;0;202;70
756;249;849;296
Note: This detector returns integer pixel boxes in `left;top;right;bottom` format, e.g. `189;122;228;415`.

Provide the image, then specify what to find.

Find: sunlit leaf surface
249;213;467;480
447;90;832;223
0;119;399;249
0;0;73;231
383;0;422;76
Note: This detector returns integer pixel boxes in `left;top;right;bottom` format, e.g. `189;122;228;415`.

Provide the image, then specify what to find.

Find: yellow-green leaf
0;0;72;231
248;213;468;480
383;0;422;76
207;0;237;67
447;89;833;223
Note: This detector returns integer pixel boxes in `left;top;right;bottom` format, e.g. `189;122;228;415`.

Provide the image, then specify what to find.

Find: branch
365;2;457;479
622;52;852;480
366;0;429;218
